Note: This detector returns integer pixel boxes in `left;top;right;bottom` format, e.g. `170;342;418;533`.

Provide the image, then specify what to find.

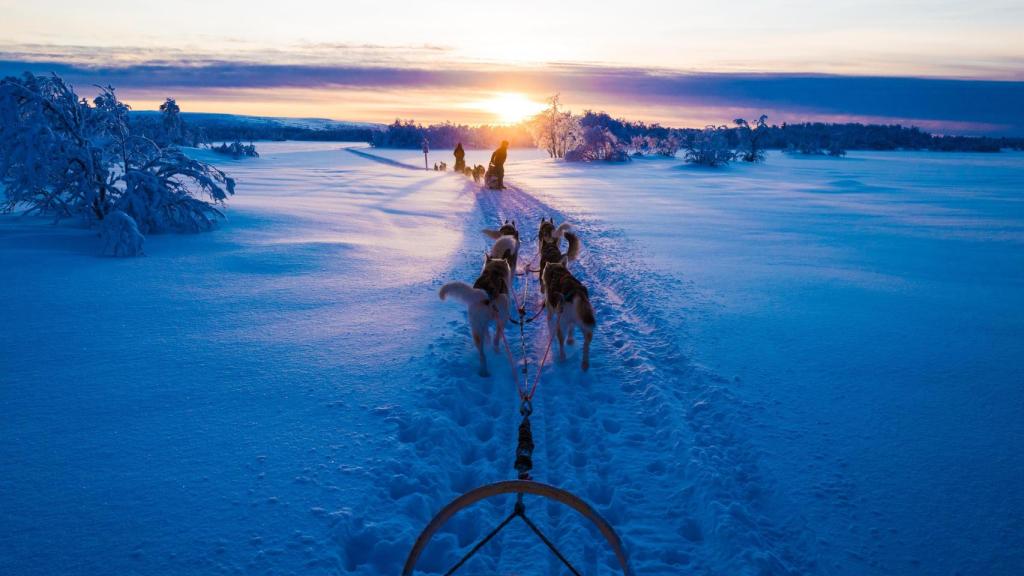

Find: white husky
482;220;520;274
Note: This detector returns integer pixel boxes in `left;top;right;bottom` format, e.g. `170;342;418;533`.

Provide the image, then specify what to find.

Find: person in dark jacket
484;140;509;189
453;143;466;172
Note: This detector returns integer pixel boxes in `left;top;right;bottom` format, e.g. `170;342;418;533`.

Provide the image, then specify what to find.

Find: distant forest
127;102;1024;155
127;112;375;146
370;113;1024;154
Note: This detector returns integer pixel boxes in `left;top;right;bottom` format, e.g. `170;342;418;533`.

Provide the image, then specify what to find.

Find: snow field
3;143;1021;576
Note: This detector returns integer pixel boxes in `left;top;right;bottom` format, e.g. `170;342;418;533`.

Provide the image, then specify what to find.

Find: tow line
403;230;633;575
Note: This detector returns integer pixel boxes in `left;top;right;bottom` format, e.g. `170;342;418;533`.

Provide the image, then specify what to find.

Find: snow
1;143;1022;575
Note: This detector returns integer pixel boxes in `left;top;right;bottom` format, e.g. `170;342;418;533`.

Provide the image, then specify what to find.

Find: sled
402;480;633;575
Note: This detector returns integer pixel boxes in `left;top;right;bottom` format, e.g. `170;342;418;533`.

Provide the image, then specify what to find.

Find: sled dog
537;218;580;291
541;261;595;371
483;220;521;273
439;256;513;377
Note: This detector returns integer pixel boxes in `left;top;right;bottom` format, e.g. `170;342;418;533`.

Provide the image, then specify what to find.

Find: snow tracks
336;151;818;575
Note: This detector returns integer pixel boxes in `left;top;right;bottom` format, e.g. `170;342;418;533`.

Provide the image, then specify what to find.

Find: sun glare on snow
476;93;547;125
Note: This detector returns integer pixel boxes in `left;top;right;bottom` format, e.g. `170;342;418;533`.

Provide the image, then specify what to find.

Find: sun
477;93;547;125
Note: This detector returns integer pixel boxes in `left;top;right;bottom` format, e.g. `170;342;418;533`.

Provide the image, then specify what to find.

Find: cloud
1;48;1021;135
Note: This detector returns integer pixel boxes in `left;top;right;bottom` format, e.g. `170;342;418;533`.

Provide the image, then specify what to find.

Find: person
485;140;509;190
453;142;466;172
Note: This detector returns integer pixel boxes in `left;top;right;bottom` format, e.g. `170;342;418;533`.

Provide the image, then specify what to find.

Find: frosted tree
528;94;583;159
654;134;681;157
0;73;235;255
734;115;769;162
684;125;735;167
566;125;630;162
0;73;114;220
159;97;184;145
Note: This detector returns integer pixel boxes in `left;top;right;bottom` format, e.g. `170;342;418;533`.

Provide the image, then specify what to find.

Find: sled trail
341;151;817;575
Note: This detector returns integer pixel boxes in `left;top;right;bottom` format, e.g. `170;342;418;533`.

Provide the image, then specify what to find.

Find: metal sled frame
401;479;633;575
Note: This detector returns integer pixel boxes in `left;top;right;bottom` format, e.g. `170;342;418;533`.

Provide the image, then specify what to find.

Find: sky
1;0;1023;134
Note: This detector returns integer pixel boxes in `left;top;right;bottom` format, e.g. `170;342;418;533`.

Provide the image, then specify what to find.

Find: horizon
3;0;1024;135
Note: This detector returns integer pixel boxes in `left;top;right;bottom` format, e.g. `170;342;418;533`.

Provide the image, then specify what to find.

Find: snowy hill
130;110;383;131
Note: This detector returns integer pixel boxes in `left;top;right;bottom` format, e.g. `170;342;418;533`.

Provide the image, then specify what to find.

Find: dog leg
566;324;575;346
493;320;503;352
581;329;593;371
473;330;489;377
556;321;566;361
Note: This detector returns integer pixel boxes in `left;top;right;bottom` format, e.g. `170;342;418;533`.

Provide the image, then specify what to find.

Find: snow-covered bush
565;125;630;162
685;125;735;167
101;209;145;256
629;135;651;156
653;134;681;157
734;115;769;162
120;147;234;233
211;141;259;158
0;73;234;254
528;94;583;159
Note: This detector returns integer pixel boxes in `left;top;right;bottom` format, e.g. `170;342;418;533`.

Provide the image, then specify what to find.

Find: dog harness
474;262;509;304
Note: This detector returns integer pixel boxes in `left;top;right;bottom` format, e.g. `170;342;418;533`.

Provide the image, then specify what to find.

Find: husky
472;165;486;184
537;218;580;291
482;220;521;274
439;254;513;377
542;261;596;371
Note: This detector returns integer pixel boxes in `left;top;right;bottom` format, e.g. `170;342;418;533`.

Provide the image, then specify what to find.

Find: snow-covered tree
0;73;115;220
0;73;235;254
528;94;583;159
159;97;184;145
684;125;735;167
654;134;681;157
565;125;630;162
735;115;769;162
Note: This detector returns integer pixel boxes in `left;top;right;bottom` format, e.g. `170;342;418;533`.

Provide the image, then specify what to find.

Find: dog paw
567;337;575;345
581;360;590;372
479;368;491;378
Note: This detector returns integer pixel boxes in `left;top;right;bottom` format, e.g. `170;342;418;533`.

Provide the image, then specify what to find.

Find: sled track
345;147;425;170
339;151;819;575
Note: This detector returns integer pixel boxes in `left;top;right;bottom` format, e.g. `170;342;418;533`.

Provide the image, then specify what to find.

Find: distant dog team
440;217;594;374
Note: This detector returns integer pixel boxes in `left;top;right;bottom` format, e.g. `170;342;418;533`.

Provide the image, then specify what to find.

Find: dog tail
575;294;596;327
553;222;573;240
482;228;503;240
439;282;489;306
490;235;519;261
564;231;581;262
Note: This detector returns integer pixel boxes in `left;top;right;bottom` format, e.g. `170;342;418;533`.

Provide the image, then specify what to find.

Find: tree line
371;96;1024;164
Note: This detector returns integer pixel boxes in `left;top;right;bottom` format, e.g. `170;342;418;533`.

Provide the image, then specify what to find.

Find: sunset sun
477;92;547;124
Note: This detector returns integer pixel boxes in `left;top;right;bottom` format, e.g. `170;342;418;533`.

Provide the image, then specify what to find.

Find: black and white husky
439;236;517;377
541;260;596;371
537;218;580;291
